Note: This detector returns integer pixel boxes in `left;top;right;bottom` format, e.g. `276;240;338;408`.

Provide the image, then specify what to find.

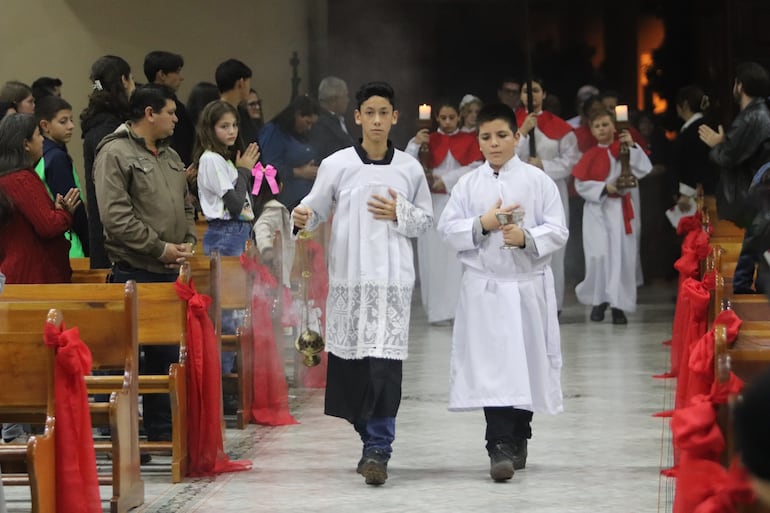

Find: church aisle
2;286;674;512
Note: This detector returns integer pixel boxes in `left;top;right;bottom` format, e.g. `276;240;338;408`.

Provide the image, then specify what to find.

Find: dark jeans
483;407;533;453
353;416;396;458
110;262;178;440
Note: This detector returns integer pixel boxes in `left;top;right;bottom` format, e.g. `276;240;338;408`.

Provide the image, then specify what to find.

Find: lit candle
418;104;431;120
614;105;628;122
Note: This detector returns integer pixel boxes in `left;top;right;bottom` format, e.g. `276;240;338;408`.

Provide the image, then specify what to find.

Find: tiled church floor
3;284;677;512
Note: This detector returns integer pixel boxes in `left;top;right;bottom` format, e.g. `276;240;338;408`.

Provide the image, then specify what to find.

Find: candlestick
418;104;432;120
614;105;628;123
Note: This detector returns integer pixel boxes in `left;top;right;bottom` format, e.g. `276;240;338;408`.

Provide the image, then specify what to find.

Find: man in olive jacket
94;83;196;442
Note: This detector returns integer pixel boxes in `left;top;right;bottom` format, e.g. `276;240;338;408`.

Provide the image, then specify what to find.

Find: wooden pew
2;273;190;484
0;283;144;513
0;311;57;513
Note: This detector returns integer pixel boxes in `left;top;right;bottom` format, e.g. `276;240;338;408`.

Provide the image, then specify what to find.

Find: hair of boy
355;81;396;110
144;51;185;83
128;84;176;122
735;62;770;99
35;95;72;126
272;94;320;135
192;100;241;165
588;106;615;125
0;81;33;106
676;85;710;114
434;99;459;115
31;77;62;99
215;59;252;94
476;103;519;132
581;95;603;118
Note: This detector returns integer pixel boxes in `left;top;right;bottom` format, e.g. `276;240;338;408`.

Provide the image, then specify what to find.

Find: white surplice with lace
297;146;433;360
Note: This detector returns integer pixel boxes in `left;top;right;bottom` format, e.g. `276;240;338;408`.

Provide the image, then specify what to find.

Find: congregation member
309;76;354;161
735;367;770;507
144;50;194;164
0;113;81;444
216;59;253;111
31;76;62;100
516;77;580;313
187;81;220;127
572;109;652;324
0;81;35;115
260;94;320;211
566;84;599;128
437;103;567;481
672;85;718;210
459;94;482;133
497;77;522;111
405;100;483;325
81;54;135;268
699;61;770;294
292;81;432;486
34;95;89;258
239;88;264;144
94;84;196;443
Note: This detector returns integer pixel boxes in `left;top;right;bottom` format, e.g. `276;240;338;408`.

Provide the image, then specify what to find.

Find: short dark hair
499;77;521;88
215;59;252;93
355;81;396;110
186;82;220;126
129;84;176;122
676;85;710;114
35;95;72;125
735;62;770;99
144;51;184;83
31;77;62;100
477;103;518;132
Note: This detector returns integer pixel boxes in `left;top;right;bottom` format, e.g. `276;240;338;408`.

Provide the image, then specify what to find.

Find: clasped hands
480;198;525;247
159;242;194;269
54;188;81;214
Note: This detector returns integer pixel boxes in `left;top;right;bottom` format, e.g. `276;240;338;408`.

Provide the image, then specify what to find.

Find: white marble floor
3;284;677;512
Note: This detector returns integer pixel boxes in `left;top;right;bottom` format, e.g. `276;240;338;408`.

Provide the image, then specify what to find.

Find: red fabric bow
252;163;280;196
671;398;725;461
677;212;703;236
240;254;298;425
675;229;712;285
43;322;101;513
174;279;253;476
686;309;742;403
674;459;755;513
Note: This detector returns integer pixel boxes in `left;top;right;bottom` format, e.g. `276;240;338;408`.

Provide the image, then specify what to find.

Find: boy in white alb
292;82;432;486
438;103;568;482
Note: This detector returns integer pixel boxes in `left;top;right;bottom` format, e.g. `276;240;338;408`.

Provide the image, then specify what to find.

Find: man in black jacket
700;62;770;293
310;76;354;162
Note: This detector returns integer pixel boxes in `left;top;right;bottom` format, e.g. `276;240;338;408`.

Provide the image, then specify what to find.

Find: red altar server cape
515;108;574;141
428;131;482;169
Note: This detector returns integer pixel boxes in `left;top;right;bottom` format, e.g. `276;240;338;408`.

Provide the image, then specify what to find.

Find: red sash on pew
240;255;298;426
174;279;253;476
43;323;100;513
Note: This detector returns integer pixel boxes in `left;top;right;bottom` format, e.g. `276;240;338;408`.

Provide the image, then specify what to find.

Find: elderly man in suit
310;76;354;162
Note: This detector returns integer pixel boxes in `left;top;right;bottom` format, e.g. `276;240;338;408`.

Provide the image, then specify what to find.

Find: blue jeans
203;220;251;374
353;417;396;458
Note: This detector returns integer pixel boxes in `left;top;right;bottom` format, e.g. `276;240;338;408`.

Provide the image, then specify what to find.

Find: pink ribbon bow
252;163;280;196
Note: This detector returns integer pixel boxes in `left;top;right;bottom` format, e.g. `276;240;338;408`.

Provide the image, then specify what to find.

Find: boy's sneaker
489;442;515;482
512;438;528;470
359;449;389;485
